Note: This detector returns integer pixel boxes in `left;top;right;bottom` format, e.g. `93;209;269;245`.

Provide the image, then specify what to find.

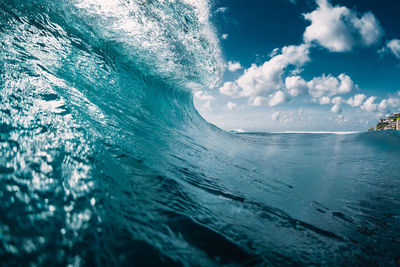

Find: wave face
1;1;400;265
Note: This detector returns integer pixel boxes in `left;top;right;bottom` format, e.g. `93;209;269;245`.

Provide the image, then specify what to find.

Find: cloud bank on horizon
195;0;400;131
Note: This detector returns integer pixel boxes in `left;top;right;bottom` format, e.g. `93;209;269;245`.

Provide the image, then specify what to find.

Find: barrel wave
1;0;400;266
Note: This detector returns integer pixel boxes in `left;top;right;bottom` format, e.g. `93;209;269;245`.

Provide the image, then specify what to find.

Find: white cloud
227;101;237;110
285;76;308;97
194;90;215;100
235;44;310;98
219;44;358;110
377;96;400;113
360;96;377;112
216;7;227;13
269;48;279;58
352;13;383;46
227;61;242;72
269;91;287;107
381;39;400;59
346;94;366;107
378;99;388;113
249;96;268;106
332;96;344;104
331;104;342;114
387;96;400;107
221;34;228;40
218;44;309;107
303;0;383;52
330;96;344;114
356;94;400;113
319;96;331;105
219;81;239;97
308;73;354;97
272;111;281;121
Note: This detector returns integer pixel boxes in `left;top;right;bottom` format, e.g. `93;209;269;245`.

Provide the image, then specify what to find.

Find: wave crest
56;0;223;89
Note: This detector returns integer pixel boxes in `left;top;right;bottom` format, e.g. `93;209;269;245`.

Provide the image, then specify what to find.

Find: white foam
64;0;223;89
272;131;360;135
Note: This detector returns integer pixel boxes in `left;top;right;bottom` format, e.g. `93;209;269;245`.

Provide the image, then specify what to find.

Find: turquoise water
1;0;400;265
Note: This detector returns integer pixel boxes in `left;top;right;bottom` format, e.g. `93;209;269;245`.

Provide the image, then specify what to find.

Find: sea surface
1;0;400;266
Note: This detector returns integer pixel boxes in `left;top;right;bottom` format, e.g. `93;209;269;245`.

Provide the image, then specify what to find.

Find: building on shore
397;118;400;130
376;112;400;130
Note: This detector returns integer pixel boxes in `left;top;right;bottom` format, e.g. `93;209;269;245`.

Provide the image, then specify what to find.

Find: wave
1;0;400;265
5;0;223;87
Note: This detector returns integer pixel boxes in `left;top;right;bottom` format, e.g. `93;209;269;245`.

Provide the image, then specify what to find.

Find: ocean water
1;0;400;266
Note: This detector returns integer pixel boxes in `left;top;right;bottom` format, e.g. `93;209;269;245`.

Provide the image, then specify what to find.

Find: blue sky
194;0;400;132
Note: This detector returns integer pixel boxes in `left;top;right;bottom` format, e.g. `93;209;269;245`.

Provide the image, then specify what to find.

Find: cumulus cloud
219;81;240;97
303;0;383;52
284;73;355;102
353;13;383;46
378;99;389;113
360;96;377;112
227;61;242;72
356;94;400;113
330;96;345;114
285;76;308;97
280;73;356;111
227;101;237;110
308;73;354;97
346;94;366;107
194;90;215;100
235;44;310;98
387;96;400;107
218;44;310;107
268;91;287;107
219;47;357;109
319;96;331;105
332;96;345;104
377;96;400;113
249;96;268;106
380;39;400;59
331;104;342;114
221;34;228;40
